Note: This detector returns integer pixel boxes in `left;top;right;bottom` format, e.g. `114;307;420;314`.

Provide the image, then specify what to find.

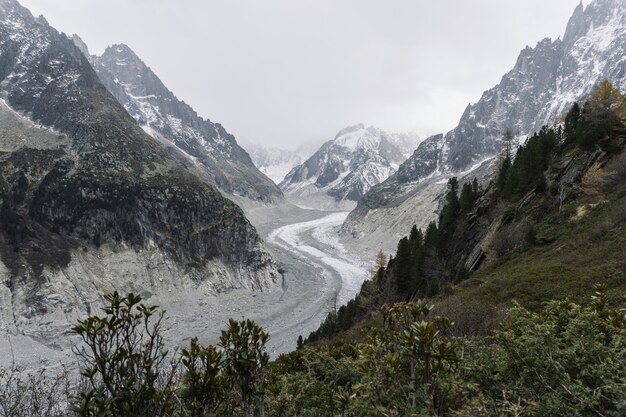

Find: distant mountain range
280;124;420;209
342;0;626;252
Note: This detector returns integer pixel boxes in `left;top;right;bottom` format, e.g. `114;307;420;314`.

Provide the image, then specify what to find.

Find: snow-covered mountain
0;0;276;358
243;142;318;184
75;39;282;204
342;0;626;252
280;124;420;209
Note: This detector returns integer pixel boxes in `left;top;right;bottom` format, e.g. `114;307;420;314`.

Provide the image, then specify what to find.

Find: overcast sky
21;0;583;149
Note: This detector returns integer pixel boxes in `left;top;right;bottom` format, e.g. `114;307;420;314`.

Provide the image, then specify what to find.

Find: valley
0;203;370;367
0;0;624;414
160;205;370;358
225;207;369;356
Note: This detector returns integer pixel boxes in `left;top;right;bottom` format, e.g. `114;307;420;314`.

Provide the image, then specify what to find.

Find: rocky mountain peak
563;0;625;47
86;41;282;203
105;43;135;56
342;0;626;251
71;33;90;57
0;0;25;17
563;1;586;44
99;43;150;77
280;125;418;207
334;123;365;139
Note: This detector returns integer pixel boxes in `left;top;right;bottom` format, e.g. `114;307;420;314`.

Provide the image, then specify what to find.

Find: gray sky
21;0;583;149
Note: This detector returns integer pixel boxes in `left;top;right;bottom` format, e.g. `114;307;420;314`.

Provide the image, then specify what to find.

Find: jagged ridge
80;40;282;204
342;0;626;250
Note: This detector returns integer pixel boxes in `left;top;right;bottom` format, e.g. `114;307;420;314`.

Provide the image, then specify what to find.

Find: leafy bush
71;292;176;417
466;285;626;417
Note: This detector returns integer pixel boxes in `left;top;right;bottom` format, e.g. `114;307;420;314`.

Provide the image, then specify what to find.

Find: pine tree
497;128;515;197
564;102;582;144
424;221;438;248
497;155;512;197
459;182;475;212
438;177;461;247
502;128;515;160
394;237;412;295
408;225;423;256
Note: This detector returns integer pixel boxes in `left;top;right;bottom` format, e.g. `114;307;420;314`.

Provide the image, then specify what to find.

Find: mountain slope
0;0;276;346
310;84;626;341
280;124;419;209
342;0;626;251
79;40;282;204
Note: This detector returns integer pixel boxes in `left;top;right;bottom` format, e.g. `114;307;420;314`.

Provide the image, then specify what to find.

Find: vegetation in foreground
1;287;625;417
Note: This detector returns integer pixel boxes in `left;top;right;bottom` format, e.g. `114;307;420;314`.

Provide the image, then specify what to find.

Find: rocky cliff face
78;40;282;204
342;0;626;251
0;0;276;347
281;124;419;209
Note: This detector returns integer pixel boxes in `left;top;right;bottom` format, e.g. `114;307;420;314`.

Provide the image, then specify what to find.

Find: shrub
70;292;177;417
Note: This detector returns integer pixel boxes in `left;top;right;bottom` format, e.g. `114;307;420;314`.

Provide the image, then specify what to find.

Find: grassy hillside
434;157;626;335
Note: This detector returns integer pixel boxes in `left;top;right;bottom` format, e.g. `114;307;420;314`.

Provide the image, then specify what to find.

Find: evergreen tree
459;182;475;213
502;128;515;160
497;128;516;197
439;178;460;226
563;101;582;144
497;155;512;197
408;225;423;256
499;125;558;199
394;237;412;295
472;177;479;195
424;221;439;248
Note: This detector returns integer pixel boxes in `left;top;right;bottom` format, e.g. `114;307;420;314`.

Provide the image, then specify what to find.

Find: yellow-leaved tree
583;79;626;141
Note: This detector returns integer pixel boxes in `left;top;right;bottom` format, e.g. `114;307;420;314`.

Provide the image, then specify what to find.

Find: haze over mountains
342;0;626;251
244;142;319;184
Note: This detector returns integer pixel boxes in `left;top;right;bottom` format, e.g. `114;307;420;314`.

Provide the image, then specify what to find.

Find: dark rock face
80;41;282;204
281;124;415;202
344;0;626;243
0;0;274;284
